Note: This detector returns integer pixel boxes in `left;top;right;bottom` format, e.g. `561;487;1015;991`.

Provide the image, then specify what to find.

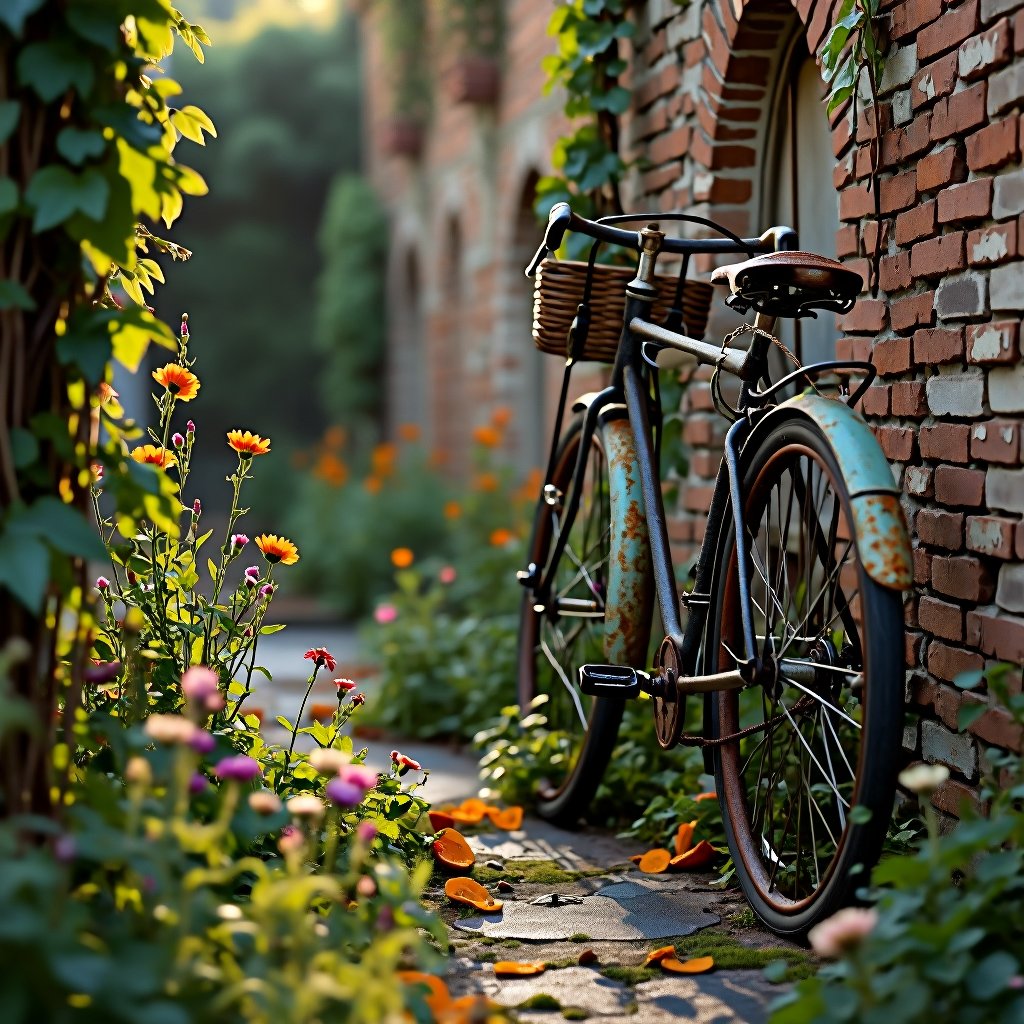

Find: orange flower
256;534;300;565
364;476;382;495
519;467;543;502
491;406;513;429
96;382;119;406
474;472;499;493
391;547;414;568
473;425;502;448
152;363;200;401
324;425;346;449
227;430;271;457
131;444;176;469
371;443;397;476
443;501;462;520
314;451;348;487
397;423;421;442
490;528;514;547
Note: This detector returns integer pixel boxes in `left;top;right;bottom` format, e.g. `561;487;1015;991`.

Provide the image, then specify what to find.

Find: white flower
144;714;198;745
124;756;152;786
308;748;351;776
287;794;325;820
808;907;878;959
898;763;950;795
248;790;282;815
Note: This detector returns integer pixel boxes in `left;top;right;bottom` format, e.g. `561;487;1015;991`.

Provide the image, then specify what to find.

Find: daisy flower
256;534;299;565
152;363;200;401
131;445;176;469
227;429;271;457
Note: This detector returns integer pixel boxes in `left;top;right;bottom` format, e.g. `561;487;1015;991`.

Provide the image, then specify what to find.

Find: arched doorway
389;248;427;438
434;216;467;473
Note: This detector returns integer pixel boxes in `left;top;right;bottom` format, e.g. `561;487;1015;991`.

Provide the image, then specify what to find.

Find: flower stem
289;665;321;758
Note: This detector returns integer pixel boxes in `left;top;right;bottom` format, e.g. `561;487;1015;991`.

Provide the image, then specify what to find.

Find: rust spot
851;493;912;590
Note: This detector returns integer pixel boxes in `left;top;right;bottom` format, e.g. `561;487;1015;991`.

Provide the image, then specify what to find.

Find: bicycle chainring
652;636;685;750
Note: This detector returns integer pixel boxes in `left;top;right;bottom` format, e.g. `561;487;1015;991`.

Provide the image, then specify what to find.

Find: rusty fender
745;392;912;591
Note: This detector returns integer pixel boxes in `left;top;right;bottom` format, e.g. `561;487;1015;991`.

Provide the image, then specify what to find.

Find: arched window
763;36;841;365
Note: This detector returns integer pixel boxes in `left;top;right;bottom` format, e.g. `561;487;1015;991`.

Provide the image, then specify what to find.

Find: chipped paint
917;74;935;101
968;324;1011;362
851;494;913;591
971;230;1009;265
960;33;999;77
967;517;1005;555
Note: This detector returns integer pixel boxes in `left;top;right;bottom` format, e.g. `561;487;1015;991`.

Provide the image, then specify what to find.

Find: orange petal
637;848;673;873
432;828;476;871
668;839;716;871
487;806;524;830
494;961;547;977
643;945;677;966
398;971;452;1015
448;807;486;825
429;810;456;832
460;797;490;817
694;791;717;802
661;955;715;974
444;876;503;913
674;820;698;857
628;854;644;864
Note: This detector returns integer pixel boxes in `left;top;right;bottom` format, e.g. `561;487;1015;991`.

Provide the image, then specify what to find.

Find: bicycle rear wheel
517;412;653;826
705;416;903;938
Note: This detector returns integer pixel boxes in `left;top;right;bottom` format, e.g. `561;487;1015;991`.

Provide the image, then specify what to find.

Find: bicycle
516;202;912;939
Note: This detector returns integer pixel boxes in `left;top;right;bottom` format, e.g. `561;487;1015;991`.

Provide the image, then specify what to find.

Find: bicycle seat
711;251;862;318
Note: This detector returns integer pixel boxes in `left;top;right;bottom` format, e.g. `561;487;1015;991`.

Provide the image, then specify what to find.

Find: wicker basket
533;259;715;363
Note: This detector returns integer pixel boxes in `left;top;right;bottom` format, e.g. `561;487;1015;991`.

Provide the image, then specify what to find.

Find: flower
474;472;499;493
340;764;378;790
439;566;457;584
304;647;337;672
84;659;120;684
898;763;950;795
131;444;176;469
351;692;366;706
192;498;201;516
391;547;414;569
231;533;249;551
213;755;261;783
356;876;376;897
287;795;325;819
249;790;282;815
443;501;462;520
374;603;397;625
357;820;377;843
189;773;209;795
95;576;110;592
172;432;185;448
490;528;514;547
309;748;351;775
180;313;189;338
153;363;200;401
363;475;382;495
145;714;198;745
227;429;271;457
256;534;299;565
391;750;422;773
186;419;196;434
808;907;878;959
244;565;261;581
325;777;364;807
278;825;304;854
473;425;502;448
124;756;152;786
259;583;274;598
335;677;358;693
97;382;119;406
397;422;421;441
189;730;216;755
181;666;219;704
491;406;513;428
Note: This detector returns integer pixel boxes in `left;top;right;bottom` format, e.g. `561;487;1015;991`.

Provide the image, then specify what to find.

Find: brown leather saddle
710;250;863;318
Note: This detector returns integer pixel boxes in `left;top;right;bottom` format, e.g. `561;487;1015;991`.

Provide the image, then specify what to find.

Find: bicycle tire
517;411;653;826
704;416;904;939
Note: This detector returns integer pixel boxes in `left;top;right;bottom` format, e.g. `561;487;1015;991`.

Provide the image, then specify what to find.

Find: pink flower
186;419;195;434
304;647;337;672
259;583;274;598
439;566;457;584
356;875;376;897
374;603;397;625
84;660;120;684
231;533;249;551
244;565;260;580
192;498;201;516
335;678;357;692
189;730;215;755
189;772;209;795
172;432;185;448
808;907;878;959
181;666;219;704
340;764;378;790
357;820;377;843
351;692;366;706
180;316;189;339
278;824;304;854
213;755;261;783
391;750;421;772
95;576;110;592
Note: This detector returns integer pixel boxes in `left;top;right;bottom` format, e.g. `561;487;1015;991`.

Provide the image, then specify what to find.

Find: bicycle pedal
578;664;648;699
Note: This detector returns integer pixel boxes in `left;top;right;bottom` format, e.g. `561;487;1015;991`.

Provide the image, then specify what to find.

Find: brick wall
361;0;1024;817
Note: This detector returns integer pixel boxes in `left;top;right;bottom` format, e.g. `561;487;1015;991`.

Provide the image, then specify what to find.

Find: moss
562;1009;590;1020
569;933;592;942
730;908;757;928
519;994;562;1010
472;859;615;886
545;956;582;970
600;965;657;986
674;931;813;976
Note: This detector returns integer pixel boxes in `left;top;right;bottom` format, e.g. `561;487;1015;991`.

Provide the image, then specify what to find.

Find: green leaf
0;177;19;217
958;702;987;731
849;804;872;824
25;166;109;233
0;529;49;612
967;951;1019;1001
10;497;105;560
954;668;985;690
0;102;20;146
56;128;107;166
0;0;44;35
0;281;34;311
10;428;38;469
170;105;217;145
259;624;286;635
16;40;95;103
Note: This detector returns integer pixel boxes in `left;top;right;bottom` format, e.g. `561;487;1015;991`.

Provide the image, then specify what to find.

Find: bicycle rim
708;418;903;937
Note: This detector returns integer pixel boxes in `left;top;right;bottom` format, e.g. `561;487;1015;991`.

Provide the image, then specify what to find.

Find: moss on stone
519;993;562;1010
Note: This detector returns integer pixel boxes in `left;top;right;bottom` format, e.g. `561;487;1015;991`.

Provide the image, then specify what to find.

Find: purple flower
213;755;261;783
54;834;76;863
376;906;394;932
259;583;274;598
172;432;185;448
189;730;215;755
326;777;364;807
189;772;209;795
356;820;377;843
84;660;121;685
340;764;378;790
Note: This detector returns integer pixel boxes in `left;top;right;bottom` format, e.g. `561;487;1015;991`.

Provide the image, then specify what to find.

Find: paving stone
635;970;782;1023
481;965;635;1016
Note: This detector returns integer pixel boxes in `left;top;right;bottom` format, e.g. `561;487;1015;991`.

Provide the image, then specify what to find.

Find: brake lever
524;202;574;277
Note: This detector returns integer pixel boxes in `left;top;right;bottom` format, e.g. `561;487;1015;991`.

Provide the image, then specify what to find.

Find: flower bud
125;756;152;787
186;419;196;434
231;533;249;552
172;432;185;448
259;583;274;598
95;576;110;592
180;312;189;338
192;498;201;517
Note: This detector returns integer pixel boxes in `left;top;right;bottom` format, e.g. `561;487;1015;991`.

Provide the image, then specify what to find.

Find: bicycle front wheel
518;411;653;826
706;416;904;938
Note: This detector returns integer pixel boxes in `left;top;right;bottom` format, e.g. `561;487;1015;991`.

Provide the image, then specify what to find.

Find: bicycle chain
676;694;816;749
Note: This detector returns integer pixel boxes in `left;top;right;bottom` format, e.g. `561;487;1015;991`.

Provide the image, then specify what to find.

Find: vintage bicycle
516;203;912;938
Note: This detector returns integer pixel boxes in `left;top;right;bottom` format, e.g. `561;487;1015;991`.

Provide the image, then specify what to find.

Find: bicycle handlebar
525;202;797;277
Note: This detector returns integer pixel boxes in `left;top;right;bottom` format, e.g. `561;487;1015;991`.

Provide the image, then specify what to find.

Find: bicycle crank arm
676;668;749;693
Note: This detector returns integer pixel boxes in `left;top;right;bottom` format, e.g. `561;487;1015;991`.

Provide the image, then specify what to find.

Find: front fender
746;393;912;591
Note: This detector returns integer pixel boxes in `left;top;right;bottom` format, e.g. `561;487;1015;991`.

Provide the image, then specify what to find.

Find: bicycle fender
747;393;912;591
600;415;655;664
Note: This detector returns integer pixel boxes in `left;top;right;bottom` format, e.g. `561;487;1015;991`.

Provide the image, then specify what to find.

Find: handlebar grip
524;202;575;277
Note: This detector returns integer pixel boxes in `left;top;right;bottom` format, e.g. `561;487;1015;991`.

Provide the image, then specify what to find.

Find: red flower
335;678;357;692
304;647;337;672
390;749;422;771
351;692;366;706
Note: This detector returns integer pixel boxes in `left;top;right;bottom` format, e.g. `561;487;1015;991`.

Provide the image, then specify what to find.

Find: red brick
836;223;859;258
967;223;1017;267
937;179;993;225
891;380;928;418
910;673;963;727
875;424;916;461
967;705;1023;752
880;170;918;214
966;320;1019;363
880;250;913;292
917;508;965;550
891;0;943;38
931;777;984;816
920;422;971;462
914;545;933;586
1017;7;1024;53
966;117;1020;172
872;335;912;375
861;220;891;256
970;418;1021;463
913;326;965;365
918;595;965;641
912;51;959;110
856;103;892;145
907;631;925;668
910;232;967;277
966;515;1018;558
891;292;936;333
895;201;938;247
958;19;1012;81
927;640;985;684
860;384;891;417
967;610;1024;663
839;182;874;222
881;113;934;168
839;299;888;334
932;554;994;601
930;83;988;141
918;0;980;62
934;465;986;506
917;146;967;193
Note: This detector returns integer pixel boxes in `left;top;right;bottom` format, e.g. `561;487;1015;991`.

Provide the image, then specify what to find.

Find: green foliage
378;0;430;122
440;0;504;57
313;176;388;438
819;0;883;116
771;663;1024;1024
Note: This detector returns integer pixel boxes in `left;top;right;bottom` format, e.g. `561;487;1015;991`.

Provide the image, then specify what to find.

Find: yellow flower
391;547;414;569
131;444;176;469
227;430;271;457
256;534;299;565
152;363;200;401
